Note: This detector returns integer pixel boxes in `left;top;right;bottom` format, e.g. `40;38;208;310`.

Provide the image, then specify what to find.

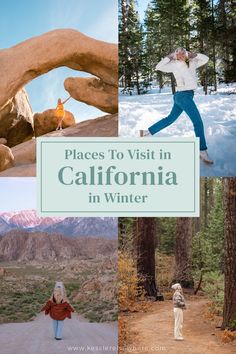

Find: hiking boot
200;150;213;164
140;129;151;137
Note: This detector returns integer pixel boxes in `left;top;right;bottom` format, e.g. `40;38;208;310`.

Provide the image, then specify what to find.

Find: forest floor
120;297;236;354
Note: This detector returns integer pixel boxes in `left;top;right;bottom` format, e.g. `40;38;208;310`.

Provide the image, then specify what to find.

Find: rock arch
0;29;118;113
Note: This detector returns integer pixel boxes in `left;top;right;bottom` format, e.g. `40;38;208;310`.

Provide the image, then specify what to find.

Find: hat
171;283;182;290
52;281;67;300
54;281;64;290
174;47;188;59
175;47;187;54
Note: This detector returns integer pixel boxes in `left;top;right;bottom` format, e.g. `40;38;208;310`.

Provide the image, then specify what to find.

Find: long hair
174;47;190;67
50;281;68;303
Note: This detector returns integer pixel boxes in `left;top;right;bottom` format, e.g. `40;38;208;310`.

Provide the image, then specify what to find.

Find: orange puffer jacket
41;300;74;320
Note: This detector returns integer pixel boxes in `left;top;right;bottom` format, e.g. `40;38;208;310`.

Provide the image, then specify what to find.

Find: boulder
12;139;36;165
34;109;75;137
46;113;118;137
0;163;35;177
0;88;34;147
0;144;14;172
0;113;118;177
65;77;118;114
0;29;118;114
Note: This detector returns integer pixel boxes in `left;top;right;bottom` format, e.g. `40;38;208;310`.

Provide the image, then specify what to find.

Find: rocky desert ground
0;247;117;323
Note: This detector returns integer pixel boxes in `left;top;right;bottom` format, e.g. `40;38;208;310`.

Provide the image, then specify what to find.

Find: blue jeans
52;319;64;339
148;90;207;150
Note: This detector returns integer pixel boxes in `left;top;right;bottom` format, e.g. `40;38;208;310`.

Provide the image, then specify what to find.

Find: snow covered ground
119;84;236;176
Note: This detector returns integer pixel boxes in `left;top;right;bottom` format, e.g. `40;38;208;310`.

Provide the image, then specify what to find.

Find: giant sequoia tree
136;217;158;297
173;217;194;288
222;178;236;330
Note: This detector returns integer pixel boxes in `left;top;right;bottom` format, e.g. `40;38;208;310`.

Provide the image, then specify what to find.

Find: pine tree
143;0;191;93
215;0;236;83
222;178;236;330
192;179;224;275
190;0;214;93
119;0;144;93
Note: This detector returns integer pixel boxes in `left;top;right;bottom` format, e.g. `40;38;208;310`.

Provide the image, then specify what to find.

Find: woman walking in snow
171;283;186;341
142;47;213;164
41;281;74;340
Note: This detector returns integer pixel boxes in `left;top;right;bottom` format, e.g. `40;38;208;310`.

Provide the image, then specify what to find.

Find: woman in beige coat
171;283;186;341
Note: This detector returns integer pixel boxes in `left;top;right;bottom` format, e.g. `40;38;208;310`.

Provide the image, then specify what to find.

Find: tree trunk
204;178;208;228
211;0;217;91
173;218;194;288
135;68;140;95
136;217;158;297
200;177;208;229
222;178;236;330
208;178;214;210
118;217;126;250
171;74;176;94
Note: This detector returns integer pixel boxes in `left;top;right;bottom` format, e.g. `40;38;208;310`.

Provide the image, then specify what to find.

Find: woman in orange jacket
41;281;74;340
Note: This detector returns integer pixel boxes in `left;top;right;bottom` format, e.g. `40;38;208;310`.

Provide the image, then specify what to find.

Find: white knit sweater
155;54;209;92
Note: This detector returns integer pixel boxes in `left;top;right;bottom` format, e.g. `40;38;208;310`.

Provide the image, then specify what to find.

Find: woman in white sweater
143;47;213;164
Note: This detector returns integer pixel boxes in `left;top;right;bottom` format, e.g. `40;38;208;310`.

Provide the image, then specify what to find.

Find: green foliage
119;217;176;255
119;0;235;90
155;251;175;288
157;218;176;255
215;0;236;83
0;264;116;324
118;217;136;252
119;0;144;92
192;180;224;273
202;271;224;315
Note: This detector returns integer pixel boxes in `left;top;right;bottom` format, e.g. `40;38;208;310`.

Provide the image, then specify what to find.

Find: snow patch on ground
119;84;236;176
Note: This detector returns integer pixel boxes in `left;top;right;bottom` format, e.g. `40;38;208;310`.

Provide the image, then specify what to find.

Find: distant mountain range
0;230;117;262
0;210;117;239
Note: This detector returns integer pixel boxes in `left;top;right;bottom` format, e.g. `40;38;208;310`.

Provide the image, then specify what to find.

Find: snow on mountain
0;210;62;229
0;211;118;239
45;217;118;239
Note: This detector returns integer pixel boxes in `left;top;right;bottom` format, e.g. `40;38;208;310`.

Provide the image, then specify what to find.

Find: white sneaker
175;337;184;341
200;150;213;164
140;129;152;137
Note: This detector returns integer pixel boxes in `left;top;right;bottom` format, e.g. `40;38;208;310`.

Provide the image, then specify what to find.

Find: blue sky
137;0;150;21
0;0;118;122
0;178;36;212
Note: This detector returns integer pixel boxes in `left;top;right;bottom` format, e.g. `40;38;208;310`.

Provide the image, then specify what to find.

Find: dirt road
122;298;236;354
0;313;117;354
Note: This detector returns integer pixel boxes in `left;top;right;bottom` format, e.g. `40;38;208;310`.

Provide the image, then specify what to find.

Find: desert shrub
220;329;236;343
